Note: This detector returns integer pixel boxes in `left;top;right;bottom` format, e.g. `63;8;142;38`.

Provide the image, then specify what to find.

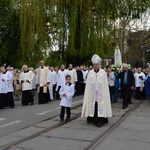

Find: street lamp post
143;49;145;69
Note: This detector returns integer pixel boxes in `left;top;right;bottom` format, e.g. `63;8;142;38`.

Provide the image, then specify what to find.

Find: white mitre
91;54;101;64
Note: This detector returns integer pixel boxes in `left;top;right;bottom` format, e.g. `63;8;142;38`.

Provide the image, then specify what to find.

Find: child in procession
59;75;75;122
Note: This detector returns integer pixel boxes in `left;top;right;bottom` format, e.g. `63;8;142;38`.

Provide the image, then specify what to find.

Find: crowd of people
106;65;150;109
0;57;150;127
0;60;90;109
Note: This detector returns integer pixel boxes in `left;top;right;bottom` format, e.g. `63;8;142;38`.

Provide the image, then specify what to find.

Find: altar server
59;75;75;122
20;65;34;105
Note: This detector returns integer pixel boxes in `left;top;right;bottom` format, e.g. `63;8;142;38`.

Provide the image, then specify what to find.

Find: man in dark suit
119;64;135;109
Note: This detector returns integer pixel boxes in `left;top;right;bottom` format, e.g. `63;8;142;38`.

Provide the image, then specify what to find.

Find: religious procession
1;1;150;149
1;47;150;128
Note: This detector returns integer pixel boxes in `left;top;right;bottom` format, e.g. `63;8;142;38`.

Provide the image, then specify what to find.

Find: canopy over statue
114;46;122;65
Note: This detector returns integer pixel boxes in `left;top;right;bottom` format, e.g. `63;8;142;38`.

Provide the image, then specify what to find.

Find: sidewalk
95;99;150;150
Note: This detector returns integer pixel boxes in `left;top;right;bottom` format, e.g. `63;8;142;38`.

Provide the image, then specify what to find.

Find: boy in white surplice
59;75;75;122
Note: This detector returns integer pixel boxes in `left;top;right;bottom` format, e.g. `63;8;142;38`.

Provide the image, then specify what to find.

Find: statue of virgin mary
114;46;122;65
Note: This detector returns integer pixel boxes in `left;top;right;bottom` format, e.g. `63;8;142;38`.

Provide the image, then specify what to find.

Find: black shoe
60;119;64;122
22;104;28;106
122;106;126;109
65;118;70;122
128;102;133;104
31;102;34;105
95;122;103;127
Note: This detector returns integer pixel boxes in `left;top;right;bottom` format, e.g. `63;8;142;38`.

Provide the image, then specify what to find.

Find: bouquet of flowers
110;64;131;74
110;64;123;74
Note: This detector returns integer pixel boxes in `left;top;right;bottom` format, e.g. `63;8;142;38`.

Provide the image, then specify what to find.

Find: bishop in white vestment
81;54;112;127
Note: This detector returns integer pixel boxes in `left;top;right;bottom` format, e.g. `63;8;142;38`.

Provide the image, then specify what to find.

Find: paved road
94;100;150;150
0;94;83;137
1;97;144;150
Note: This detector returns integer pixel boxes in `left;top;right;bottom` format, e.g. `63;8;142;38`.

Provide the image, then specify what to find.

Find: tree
0;0;20;67
1;0;150;67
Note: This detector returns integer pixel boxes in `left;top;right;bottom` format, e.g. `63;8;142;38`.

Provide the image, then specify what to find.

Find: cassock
31;71;36;97
81;69;112;127
56;69;67;99
66;69;78;84
0;72;6;109
48;70;53;100
36;66;51;104
20;70;34;105
75;70;84;95
82;70;88;83
5;71;15;108
82;70;88;94
49;70;57;100
1;71;15;108
59;83;75;121
134;72;145;100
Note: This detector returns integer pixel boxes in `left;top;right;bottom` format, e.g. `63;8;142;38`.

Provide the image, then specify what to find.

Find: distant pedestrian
59;75;75;122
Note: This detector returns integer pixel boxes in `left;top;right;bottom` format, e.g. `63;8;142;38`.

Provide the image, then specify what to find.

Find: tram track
1;102;83;150
84;99;144;150
1;99;144;150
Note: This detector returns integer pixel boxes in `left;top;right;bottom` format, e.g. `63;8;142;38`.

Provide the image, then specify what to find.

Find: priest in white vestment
81;54;112;127
56;64;67;100
36;60;51;104
66;64;78;84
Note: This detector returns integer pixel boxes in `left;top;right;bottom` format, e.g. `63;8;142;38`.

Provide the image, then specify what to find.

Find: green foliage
1;0;150;67
0;0;20;67
45;51;63;67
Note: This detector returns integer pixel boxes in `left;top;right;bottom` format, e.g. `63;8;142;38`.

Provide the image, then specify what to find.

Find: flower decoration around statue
110;64;123;74
110;64;131;74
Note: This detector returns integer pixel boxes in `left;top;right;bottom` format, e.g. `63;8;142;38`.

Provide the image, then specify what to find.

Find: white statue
114;46;122;65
